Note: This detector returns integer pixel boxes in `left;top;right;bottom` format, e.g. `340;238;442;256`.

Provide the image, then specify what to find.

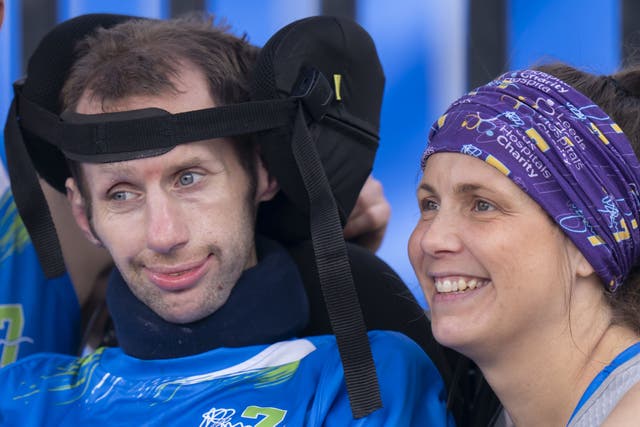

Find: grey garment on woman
568;351;640;426
491;409;514;427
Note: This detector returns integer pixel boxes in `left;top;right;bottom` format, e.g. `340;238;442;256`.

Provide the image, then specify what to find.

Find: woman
409;65;640;426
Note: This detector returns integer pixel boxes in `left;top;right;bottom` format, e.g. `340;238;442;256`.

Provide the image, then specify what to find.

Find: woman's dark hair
534;63;640;334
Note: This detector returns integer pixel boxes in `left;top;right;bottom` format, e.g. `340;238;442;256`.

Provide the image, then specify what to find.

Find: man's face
67;65;276;324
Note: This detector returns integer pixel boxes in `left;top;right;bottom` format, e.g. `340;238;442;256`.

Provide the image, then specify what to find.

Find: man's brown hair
62;14;258;111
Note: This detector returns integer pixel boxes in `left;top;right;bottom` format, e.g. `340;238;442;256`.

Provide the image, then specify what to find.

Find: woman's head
409;68;640;352
408;150;595;355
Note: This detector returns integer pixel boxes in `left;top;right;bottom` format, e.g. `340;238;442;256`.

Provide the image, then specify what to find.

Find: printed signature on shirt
200;406;286;427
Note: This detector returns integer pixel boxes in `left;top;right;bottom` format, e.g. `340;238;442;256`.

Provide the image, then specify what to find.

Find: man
0;2;391;365
0;15;450;425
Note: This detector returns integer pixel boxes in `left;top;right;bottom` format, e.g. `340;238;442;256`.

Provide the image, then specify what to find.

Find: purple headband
422;69;640;291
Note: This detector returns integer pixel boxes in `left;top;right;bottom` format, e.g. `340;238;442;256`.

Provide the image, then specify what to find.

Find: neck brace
107;236;309;359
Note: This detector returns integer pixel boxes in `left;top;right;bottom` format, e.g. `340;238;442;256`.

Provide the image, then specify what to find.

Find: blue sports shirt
0;331;453;426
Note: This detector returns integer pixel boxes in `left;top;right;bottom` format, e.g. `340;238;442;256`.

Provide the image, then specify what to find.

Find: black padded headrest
252;16;383;242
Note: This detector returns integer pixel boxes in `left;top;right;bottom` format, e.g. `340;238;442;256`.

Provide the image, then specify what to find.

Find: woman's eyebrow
418;182;489;195
454;183;484;195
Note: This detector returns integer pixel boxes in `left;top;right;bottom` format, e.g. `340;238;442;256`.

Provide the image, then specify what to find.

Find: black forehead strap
16;86;297;157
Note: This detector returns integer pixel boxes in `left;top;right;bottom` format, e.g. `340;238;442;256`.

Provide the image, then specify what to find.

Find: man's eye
110;191;134;201
421;199;439;212
178;171;203;187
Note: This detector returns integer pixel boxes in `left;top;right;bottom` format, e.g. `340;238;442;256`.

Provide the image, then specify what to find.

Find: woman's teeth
434;278;490;293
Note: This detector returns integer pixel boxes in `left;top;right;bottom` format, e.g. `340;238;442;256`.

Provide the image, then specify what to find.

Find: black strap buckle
293;68;334;122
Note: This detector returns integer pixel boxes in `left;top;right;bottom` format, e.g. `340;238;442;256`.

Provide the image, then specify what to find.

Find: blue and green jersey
0;331;452;426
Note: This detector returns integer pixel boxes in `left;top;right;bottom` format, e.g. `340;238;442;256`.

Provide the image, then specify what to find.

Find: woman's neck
474;316;639;426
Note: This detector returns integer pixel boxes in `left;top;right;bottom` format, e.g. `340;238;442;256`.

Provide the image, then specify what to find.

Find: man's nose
145;191;189;254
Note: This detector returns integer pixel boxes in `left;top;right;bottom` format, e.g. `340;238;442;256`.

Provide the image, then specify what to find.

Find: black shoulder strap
4;99;66;277
291;102;381;417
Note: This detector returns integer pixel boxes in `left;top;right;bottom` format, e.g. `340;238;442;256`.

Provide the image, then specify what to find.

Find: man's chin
158;308;213;325
133;275;236;324
153;299;226;324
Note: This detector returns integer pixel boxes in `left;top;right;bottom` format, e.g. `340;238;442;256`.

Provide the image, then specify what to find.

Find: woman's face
408;152;583;358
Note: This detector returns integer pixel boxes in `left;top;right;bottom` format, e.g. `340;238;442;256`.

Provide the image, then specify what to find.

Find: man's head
64;16;278;324
62;16;261;199
0;0;5;29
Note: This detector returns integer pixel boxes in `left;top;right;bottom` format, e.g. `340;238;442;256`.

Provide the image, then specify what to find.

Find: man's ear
254;154;279;203
66;177;102;247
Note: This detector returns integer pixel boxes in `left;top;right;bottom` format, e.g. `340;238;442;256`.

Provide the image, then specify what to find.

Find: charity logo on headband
422;69;640;291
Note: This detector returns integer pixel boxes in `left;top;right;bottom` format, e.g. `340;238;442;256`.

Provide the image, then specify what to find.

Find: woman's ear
563;235;595;280
575;251;596;279
66;177;103;247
